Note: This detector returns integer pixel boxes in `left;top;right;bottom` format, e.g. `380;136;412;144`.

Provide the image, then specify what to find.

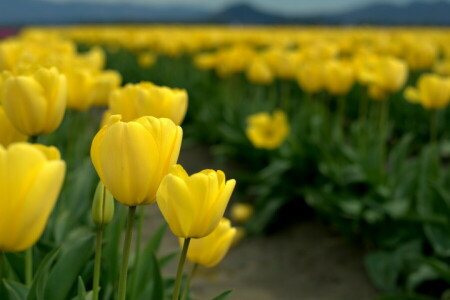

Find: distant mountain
205;3;285;24
0;0;210;25
0;0;449;26
338;0;450;25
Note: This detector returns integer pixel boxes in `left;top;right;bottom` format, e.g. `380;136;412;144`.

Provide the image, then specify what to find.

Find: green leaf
77;277;87;300
44;232;95;300
129;249;164;300
27;248;60;300
365;251;400;292
159;252;177;268
3;280;28;300
141;253;164;300
147;223;167;254
211;290;233;300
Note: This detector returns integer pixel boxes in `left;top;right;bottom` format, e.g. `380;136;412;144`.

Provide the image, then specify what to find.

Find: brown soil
143;143;379;300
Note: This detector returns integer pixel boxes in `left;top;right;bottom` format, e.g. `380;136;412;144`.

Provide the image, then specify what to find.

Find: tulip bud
92;181;114;227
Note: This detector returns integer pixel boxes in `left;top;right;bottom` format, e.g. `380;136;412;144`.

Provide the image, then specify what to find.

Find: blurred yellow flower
1;67;66;136
323;60;355;96
297;62;323;94
0;143;65;252
157;164;236;238
108;82;188;125
90;115;182;206
246;110;289;150
182;218;236;267
137;52;156;68
0;106;28;146
230;203;254;224
246;59;273;85
404;73;450;110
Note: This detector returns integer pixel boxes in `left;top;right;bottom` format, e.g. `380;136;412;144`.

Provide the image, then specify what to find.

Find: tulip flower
246;59;274;85
0;106;28;146
296;62;323;94
91;114;182;206
404;74;450;110
107;82;188;125
157;164;236;239
157;165;235;300
323;60;355;96
230;203;254;225
1;67;66;136
0;143;65;252
246;110;289;150
183;218;236;268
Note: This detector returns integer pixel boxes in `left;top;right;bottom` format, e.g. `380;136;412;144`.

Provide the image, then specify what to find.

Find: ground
144;143;379;300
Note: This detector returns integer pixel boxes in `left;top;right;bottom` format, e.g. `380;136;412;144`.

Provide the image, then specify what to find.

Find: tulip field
0;25;450;300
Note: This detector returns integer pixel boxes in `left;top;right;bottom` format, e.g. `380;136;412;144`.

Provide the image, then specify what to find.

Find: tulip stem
180;263;198;300
129;206;145;300
25;247;33;286
118;206;136;300
430;110;438;145
172;238;191;300
93;228;103;300
0;252;3;280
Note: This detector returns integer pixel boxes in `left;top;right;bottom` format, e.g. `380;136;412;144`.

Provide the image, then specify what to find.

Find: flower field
0;25;450;299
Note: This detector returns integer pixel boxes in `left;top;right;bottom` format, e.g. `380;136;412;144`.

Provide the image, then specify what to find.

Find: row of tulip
0;31;241;300
77;30;450;299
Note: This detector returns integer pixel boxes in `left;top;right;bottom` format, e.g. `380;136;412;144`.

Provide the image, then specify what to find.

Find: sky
40;0;449;16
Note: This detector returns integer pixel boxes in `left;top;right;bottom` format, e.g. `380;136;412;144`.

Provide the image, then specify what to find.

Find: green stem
172;238;191;300
93;228;103;300
378;99;389;182
180;263;198;300
25;247;33;286
430;110;438;145
29;136;38;144
0;252;3;280
118;206;136;300
130;206;145;299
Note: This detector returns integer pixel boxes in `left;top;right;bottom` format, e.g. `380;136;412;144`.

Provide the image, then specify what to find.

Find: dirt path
143;143;379;300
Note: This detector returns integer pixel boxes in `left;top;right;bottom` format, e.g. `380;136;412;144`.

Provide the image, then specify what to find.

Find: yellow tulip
2;67;66;136
157;164;236;238
246;59;274;85
90;70;122;107
108;82;188;125
246;110;289;150
182;218;236;267
66;68;95;111
137;52;156;68
297;62;323;94
0;106;28;146
230;203;254;224
323;60;355;96
404;74;450;110
91;115;182;206
360;56;408;94
0;143;65;252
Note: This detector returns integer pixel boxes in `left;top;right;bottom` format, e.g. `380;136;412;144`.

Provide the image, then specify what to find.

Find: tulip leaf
27;247;60;300
128;234;164;300
3;279;28;300
211;290;233;300
77;276;87;300
44;232;95;300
